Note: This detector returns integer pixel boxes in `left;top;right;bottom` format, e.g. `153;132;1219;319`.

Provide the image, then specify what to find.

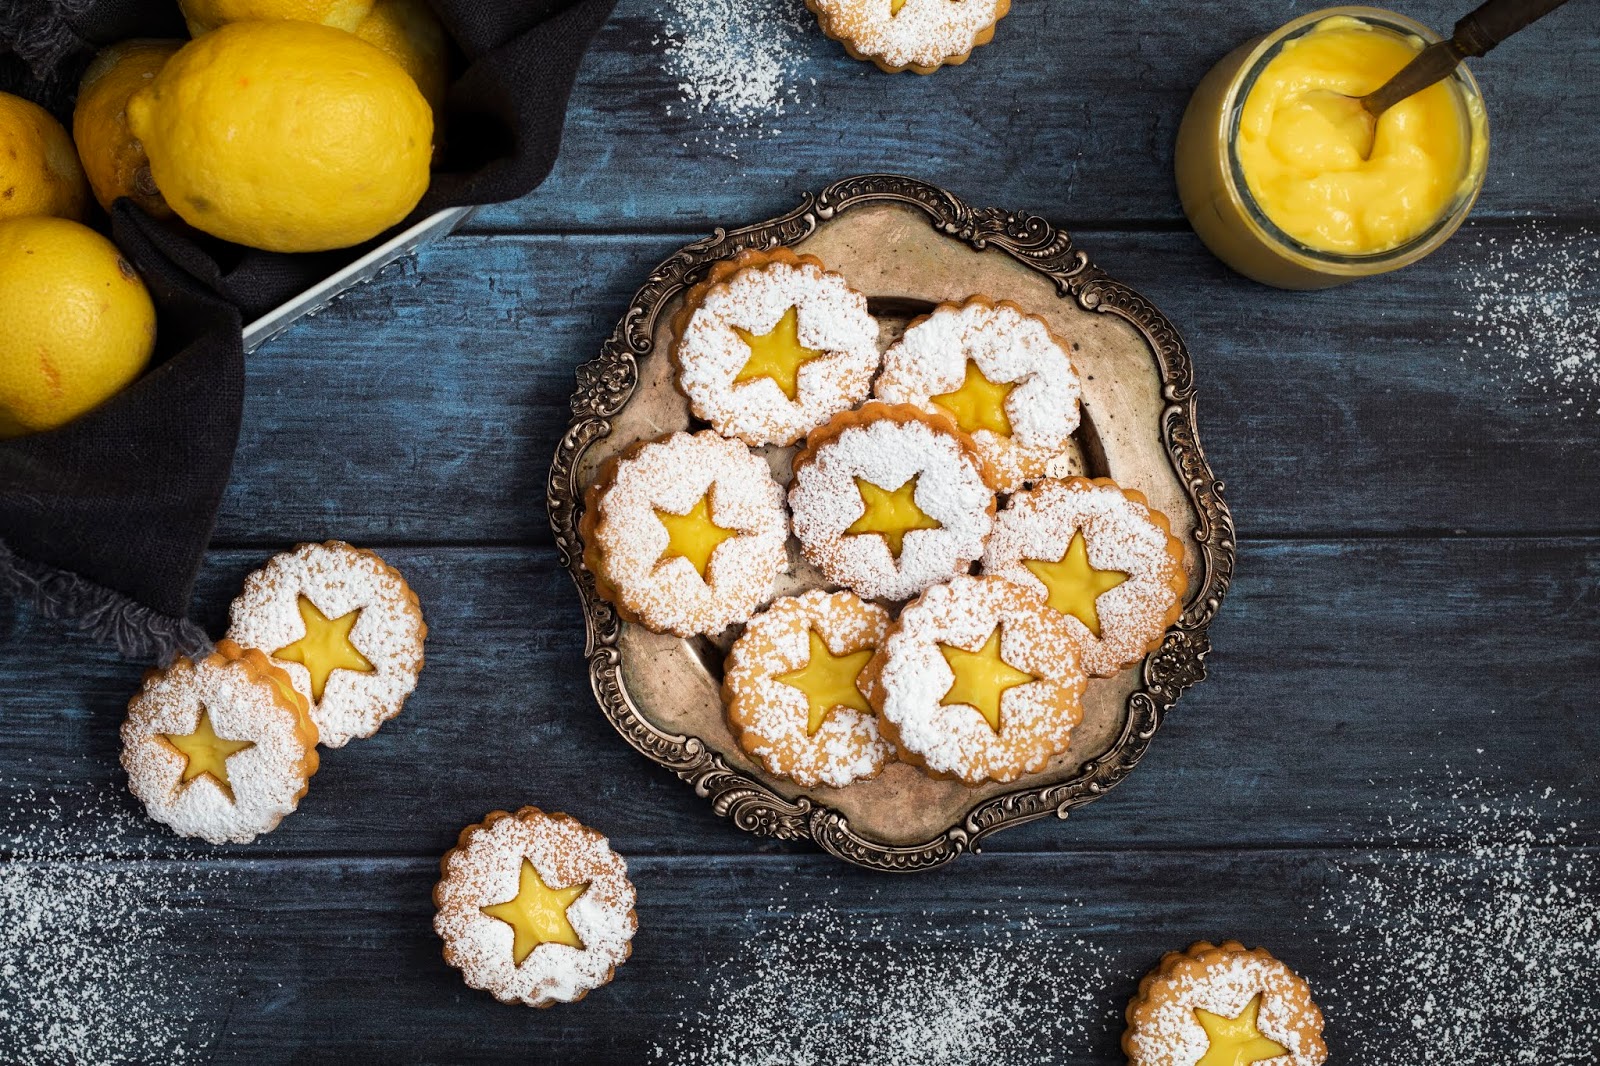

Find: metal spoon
1307;0;1573;159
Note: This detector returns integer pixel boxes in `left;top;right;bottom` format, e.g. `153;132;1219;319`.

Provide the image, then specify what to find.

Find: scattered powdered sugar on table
0;783;232;1063
654;0;817;140
1454;222;1600;417
654;900;1122;1064
1316;772;1599;1064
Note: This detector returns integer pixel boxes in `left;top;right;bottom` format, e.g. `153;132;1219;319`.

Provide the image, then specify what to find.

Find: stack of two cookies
583;247;1189;791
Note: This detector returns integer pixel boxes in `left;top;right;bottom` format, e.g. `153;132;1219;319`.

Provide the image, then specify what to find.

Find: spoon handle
1363;0;1572;116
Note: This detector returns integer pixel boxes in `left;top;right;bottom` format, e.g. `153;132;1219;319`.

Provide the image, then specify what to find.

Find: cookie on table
789;402;995;602
981;477;1186;677
121;639;320;845
434;807;638;1008
874;296;1081;493
858;574;1086;785
1124;940;1329;1066
226;540;426;748
670;246;879;447
581;430;789;637
807;0;1012;74
724;589;895;788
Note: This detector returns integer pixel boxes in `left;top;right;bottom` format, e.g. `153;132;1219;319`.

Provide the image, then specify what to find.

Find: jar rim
1220;5;1490;275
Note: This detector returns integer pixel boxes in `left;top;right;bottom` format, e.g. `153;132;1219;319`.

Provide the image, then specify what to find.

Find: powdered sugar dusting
724;589;894;787
869;575;1085;784
592;430;789;636
1454;223;1600;417
656;0;817;141
120;652;316;845
810;0;1007;69
876;299;1081;491
1316;773;1600;1064
654;901;1123;1064
435;810;637;1007
677;259;880;446
789;408;994;601
226;542;426;748
982;478;1185;676
0;783;232;1062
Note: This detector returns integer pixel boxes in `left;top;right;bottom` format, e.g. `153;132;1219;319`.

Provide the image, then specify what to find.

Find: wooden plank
3;539;1595;858
219;224;1600;544
4;847;1593;1063
462;0;1600;233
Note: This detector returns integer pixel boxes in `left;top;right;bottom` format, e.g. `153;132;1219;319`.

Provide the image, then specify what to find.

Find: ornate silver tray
548;175;1234;871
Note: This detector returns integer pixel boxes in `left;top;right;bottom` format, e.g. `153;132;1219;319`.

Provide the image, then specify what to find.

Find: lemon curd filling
733;306;825;401
161;709;255;802
775;629;876;735
938;626;1036;732
1235;16;1484;255
845;474;943;559
1194;994;1289;1066
272;595;374;702
653;494;739;580
479;859;590;964
1023;531;1128;637
932;360;1016;437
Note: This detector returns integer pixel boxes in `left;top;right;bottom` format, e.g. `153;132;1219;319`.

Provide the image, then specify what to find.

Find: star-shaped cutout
161;708;255;803
1023;530;1128;636
932;360;1017;437
938;625;1036;732
272;596;375;703
732;306;825;401
890;0;909;14
654;493;739;581
775;629;875;735
844;474;943;560
1194;994;1288;1066
480;859;590;965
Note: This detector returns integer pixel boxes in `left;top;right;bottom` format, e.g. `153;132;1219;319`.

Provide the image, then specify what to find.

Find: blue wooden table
4;1;1598;1062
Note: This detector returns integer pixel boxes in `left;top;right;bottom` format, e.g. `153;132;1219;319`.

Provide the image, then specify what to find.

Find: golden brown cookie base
806;0;1012;74
792;399;1001;492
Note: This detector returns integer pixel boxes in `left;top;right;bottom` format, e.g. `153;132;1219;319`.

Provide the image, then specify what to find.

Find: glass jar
1174;6;1489;290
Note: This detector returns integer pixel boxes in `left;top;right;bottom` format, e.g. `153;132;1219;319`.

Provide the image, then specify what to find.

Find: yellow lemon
73;39;184;219
353;0;450;117
126;21;433;253
0;92;90;222
177;0;375;36
0;217;156;439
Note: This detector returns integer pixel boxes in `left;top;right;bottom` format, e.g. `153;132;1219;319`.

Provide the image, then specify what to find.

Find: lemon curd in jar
1175;7;1489;289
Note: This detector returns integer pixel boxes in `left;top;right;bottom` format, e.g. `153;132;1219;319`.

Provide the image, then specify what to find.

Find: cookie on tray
807;0;1012;74
226;541;427;748
788;402;995;602
1124;940;1329;1066
724;589;895;788
121;639;320;845
874;296;1081;492
858;575;1086;785
434;807;638;1008
670;246;879;447
981;477;1186;676
581;429;789;637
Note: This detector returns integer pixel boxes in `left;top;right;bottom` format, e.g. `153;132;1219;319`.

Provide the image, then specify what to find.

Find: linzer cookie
226;541;426;748
859;575;1086;785
724;589;895;788
789;402;995;602
807;0;1012;74
1124;941;1329;1066
671;247;880;447
581;430;789;637
874;296;1081;493
434;807;638;1008
121;640;320;845
982;477;1186;676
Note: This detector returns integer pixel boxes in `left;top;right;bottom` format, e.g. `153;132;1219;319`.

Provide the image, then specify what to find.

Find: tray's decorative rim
547;174;1236;872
